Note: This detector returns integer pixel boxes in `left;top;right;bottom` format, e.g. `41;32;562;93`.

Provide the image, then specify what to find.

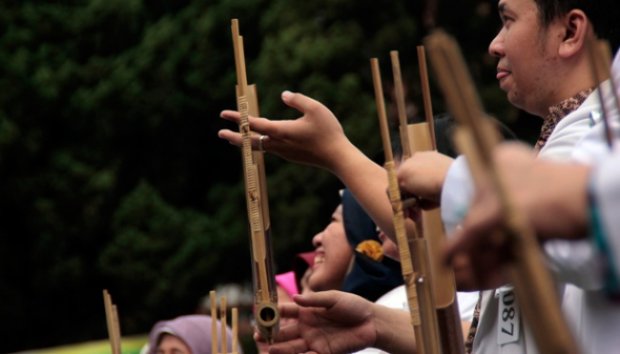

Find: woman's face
157;334;191;354
307;204;353;291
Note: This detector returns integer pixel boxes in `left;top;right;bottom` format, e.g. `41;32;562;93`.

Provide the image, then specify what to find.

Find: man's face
489;0;564;116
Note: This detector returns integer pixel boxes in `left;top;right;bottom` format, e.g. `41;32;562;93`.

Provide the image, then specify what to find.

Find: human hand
218;91;354;172
266;290;376;354
443;143;590;287
397;151;454;209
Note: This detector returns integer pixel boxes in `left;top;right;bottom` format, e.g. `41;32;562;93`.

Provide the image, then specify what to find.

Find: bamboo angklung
371;57;441;354
210;290;240;354
415;47;437;150
102;289;122;354
391;48;465;354
230;18;279;343
211;290;218;354
424;29;578;354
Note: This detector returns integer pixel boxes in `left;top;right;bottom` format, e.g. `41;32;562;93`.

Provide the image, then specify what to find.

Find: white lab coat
439;51;620;354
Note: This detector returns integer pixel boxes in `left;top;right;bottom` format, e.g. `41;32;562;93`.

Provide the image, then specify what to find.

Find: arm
218;91;399;243
443;143;591;287
396;150;455;208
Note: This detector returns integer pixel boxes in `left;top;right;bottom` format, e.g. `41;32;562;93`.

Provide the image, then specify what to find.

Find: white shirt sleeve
440;155;474;235
544;54;620;289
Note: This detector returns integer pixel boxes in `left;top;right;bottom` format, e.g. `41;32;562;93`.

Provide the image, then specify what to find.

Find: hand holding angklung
397;151;454;207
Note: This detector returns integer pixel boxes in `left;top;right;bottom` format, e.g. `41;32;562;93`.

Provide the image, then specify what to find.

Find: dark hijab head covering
147;314;236;354
340;188;403;301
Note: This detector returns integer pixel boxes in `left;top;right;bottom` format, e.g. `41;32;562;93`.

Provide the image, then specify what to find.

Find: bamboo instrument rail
103;289;122;354
392;47;464;354
371;57;441;354
210;290;240;354
230;18;279;343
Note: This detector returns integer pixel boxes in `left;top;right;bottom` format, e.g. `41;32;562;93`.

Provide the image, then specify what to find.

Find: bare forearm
328;141;400;242
372;305;417;354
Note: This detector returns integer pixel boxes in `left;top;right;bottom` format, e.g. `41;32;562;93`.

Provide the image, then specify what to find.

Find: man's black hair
533;0;619;53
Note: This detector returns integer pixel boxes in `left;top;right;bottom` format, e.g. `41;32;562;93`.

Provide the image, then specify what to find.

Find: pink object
275;271;299;298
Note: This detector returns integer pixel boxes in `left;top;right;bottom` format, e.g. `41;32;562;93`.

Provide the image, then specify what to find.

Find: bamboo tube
371;57;441;354
417;46;465;354
210;290;218;354
230;19;279;343
232;307;239;354
102;289;121;354
416;46;437;150
220;297;228;354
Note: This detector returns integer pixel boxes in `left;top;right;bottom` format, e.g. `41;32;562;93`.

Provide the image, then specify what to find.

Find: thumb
281;91;322;114
294;290;339;308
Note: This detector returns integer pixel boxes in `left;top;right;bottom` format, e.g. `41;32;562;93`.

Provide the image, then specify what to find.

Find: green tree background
0;0;539;352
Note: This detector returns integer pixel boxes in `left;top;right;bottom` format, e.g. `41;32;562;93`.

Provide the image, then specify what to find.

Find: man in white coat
397;1;619;353
442;49;620;354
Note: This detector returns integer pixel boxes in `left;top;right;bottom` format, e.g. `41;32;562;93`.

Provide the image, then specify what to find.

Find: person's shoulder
374;285;408;310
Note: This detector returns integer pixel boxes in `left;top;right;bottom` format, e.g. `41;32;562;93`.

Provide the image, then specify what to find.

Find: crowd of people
146;0;620;353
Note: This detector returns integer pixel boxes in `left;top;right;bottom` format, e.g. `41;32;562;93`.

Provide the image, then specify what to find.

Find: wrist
371;302;393;352
327;139;364;175
372;304;416;354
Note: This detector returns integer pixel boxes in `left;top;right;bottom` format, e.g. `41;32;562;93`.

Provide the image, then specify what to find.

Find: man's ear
558;9;589;58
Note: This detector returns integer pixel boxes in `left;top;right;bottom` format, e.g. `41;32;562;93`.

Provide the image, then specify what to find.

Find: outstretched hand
265;290;377;354
218;91;353;172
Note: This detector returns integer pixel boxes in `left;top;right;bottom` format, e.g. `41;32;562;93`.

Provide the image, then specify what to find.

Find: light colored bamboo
408;122;464;354
392;48;464;354
102;289;121;354
210;292;240;354
416;46;437;150
424;29;578;354
371;57;441;354
220;297;228;354
232;307;239;354
390;51;412;159
210;291;218;354
231;18;279;343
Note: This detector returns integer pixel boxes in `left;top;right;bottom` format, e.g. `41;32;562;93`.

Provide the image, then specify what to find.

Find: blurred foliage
0;0;538;352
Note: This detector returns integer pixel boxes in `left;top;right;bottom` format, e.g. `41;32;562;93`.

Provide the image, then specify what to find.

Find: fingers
293;290;339;308
220;109;242;124
268;338;309;354
281;91;322;114
217;129;243;147
218;113;274;152
279;302;300;319
272;320;301;342
220;110;277;136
